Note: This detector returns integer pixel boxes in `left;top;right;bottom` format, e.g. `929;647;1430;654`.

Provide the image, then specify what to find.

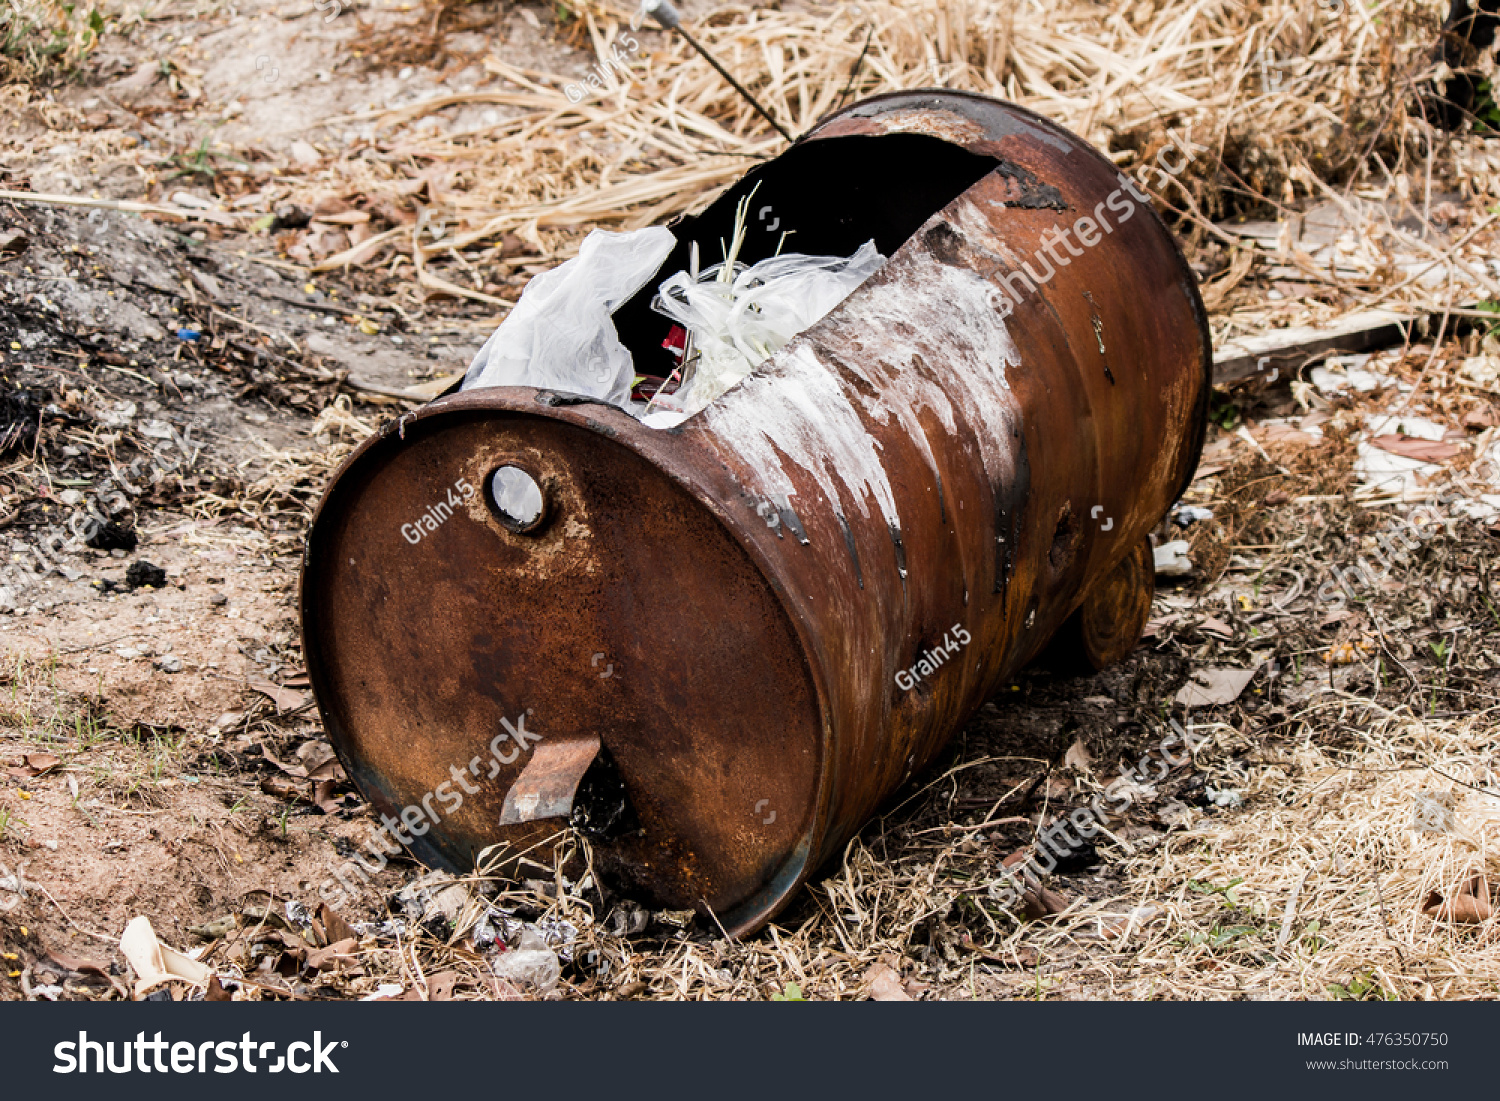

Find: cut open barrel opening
610;133;1000;395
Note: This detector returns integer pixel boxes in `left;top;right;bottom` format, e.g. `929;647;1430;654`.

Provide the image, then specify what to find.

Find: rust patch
866;106;989;145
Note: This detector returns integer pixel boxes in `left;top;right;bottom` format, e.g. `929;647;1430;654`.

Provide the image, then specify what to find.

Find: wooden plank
1212;308;1417;386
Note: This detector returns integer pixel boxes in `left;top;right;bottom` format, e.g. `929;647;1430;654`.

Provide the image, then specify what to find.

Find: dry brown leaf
865;962;912;1001
1422;876;1492;924
1198;247;1255;311
1020;884;1070;922
119;915;212;998
248;677;309;712
317;902;357;947
1369;435;1463;463
7;751;60;778
1174;666;1257;708
259;774;301;800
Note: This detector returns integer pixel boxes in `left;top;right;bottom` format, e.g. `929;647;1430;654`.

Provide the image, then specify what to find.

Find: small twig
0;188;246;225
1389;305;1452;416
34;881;116;944
835;25;876;110
261;292;365;317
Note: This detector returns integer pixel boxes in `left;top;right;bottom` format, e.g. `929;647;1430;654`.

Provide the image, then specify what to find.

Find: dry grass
259;700;1498;1002
1116;706;1500;1000
0;0;106;84
269;0;1490;299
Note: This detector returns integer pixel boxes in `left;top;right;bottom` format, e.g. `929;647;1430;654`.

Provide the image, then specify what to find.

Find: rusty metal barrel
300;91;1210;935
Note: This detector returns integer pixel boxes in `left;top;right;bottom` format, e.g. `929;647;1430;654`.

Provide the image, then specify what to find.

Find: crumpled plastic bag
462;226;676;405
646;240;885;425
490;927;561;993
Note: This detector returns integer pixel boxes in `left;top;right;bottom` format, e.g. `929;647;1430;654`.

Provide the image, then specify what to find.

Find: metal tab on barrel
499;733;603;826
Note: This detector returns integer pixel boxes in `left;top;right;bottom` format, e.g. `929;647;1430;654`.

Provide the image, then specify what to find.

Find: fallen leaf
248;677;309;712
311;779;342;813
865;963;912;1001
1197;616;1235;639
259;774;301;800
317;903;357;947
1020;884;1069;922
1259;424;1320;447
0;228;28;257
7;751;60;778
1198;247;1255;311
303;937;358;973
1141;613;1180;639
312;210;370;225
1370;435;1463;463
1043;776;1073;800
45;951;124;996
188;915;237;941
1422;876;1492;924
297;739;338;775
1174;666;1257;708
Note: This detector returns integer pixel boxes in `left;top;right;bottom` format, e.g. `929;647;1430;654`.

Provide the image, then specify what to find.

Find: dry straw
295;0;1467;298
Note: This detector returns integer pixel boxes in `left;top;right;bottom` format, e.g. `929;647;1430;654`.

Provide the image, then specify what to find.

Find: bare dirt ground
2;0;1499;1001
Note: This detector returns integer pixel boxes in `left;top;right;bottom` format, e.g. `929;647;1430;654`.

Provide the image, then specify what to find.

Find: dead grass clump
354;0;503;72
0;0;106;84
284;0;1469;295
1187;421;1360;582
1117;709;1500;999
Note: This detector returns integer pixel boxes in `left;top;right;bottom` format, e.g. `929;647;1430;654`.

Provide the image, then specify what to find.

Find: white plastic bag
646;240;885;423
490;927;561;993
462;226;676;405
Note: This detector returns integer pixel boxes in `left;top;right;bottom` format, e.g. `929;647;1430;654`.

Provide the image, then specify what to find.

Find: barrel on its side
300;91;1210;935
